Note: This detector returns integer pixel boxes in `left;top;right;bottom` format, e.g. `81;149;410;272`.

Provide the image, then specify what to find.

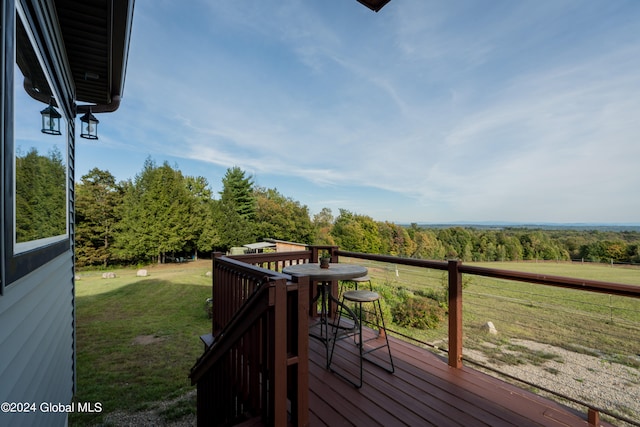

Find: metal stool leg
370;298;394;374
329;289;394;388
329;294;364;388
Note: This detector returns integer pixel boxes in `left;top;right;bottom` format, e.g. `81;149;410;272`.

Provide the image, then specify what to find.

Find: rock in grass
102;272;116;279
482;321;498;335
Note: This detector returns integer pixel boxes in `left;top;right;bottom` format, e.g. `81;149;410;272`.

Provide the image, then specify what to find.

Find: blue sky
74;0;640;224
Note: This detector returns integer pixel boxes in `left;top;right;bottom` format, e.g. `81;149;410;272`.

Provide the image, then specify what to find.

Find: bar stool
338;275;373;350
338;275;373;346
338;275;372;299
329;288;394;388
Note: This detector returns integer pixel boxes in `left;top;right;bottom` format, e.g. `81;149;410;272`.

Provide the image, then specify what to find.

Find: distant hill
404;222;640;232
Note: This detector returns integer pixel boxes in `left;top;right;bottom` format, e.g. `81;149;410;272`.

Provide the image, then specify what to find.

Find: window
2;6;70;288
14;10;69;253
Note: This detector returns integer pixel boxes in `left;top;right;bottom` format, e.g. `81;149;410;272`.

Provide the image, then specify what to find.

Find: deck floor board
306;325;604;427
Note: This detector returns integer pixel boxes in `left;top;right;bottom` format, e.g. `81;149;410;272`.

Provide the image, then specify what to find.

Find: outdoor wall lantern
80;110;99;140
40;99;62;135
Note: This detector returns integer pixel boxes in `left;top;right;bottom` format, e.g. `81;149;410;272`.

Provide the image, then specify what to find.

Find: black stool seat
343;289;378;302
329;288;394;388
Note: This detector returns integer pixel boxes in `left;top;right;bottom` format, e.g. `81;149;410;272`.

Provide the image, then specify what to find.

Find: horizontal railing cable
337;250;640;425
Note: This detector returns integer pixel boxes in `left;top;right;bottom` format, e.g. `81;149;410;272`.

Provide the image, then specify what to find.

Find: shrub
391;296;446;329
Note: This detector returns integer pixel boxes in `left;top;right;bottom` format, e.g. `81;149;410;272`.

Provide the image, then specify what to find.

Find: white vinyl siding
0;254;74;427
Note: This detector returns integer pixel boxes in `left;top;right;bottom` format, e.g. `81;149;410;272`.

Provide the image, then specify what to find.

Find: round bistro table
283;263;368;365
283;263;367;282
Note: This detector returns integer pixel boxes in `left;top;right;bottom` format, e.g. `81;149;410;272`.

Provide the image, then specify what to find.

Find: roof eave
56;0;135;114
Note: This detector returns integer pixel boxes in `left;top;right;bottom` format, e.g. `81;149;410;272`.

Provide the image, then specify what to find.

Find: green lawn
71;261;212;426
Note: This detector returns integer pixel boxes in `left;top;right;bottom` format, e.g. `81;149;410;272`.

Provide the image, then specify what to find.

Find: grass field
469;260;640;284
350;259;640;357
71;258;639;425
345;258;640;423
71;260;212;426
465;262;639;344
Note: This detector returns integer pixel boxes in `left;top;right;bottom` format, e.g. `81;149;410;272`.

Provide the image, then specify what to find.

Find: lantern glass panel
80;112;99;139
40;104;62;135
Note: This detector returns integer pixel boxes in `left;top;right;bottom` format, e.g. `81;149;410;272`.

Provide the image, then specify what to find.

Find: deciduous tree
254;187;314;244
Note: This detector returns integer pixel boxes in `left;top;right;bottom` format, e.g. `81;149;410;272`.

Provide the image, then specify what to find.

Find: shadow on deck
308;324;607;427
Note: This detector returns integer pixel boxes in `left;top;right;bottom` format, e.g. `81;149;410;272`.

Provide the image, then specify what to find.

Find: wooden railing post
310;247;318;263
327;246;339;263
291;276;310;427
271;279;287;426
309;245;338;263
211;252;223;336
448;259;463;369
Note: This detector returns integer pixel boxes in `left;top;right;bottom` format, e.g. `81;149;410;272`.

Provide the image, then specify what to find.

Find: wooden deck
307;325;604;427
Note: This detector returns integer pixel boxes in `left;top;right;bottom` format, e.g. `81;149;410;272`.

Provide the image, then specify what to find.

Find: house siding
0;253;74;426
1;0;132;425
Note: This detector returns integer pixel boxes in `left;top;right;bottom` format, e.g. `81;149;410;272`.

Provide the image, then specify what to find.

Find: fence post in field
448;259;463;369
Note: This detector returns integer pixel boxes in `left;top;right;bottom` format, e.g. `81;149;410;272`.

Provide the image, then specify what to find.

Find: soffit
55;0;134;107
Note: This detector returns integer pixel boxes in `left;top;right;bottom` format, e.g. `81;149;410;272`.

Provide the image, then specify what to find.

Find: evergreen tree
15;146;66;242
197;198;221;255
212;200;254;250
215;167;256;250
115;159;193;263
185;176;218;258
220;166;255;220
75;168;123;267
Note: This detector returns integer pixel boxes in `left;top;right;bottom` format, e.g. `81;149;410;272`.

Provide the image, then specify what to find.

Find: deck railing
190;254;310;426
192;246;639;426
229;246;339;319
336;249;640;426
229;249;312;272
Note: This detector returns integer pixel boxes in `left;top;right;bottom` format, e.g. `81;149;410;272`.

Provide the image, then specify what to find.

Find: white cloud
85;0;640;223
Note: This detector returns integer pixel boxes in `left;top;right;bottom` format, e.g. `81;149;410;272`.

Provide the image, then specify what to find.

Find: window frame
2;1;71;292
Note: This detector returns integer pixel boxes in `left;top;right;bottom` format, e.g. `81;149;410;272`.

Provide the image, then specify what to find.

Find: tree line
319;210;640;264
16;146;66;242
75;161;314;267
75;161;640;267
